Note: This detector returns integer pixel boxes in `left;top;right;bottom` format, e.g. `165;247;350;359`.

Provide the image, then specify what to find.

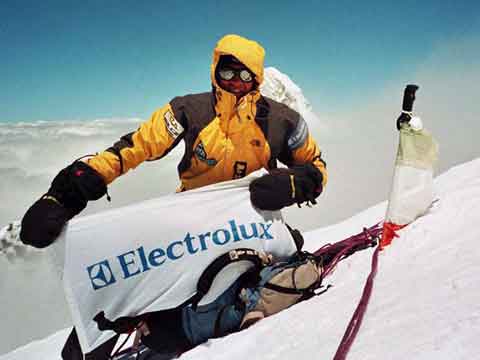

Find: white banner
50;170;297;353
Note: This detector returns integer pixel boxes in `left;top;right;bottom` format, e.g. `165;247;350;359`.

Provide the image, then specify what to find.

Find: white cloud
0;119;183;226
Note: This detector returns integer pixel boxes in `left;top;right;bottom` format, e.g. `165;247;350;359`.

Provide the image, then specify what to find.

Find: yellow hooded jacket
87;34;327;191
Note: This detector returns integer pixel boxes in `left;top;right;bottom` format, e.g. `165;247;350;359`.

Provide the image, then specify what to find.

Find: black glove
48;161;107;215
20;161;107;248
20;196;71;248
249;163;323;211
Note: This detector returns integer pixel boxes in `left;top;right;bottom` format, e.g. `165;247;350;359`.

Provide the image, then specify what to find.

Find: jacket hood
211;34;265;87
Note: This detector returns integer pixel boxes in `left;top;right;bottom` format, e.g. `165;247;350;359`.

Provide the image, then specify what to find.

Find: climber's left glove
249;163;324;211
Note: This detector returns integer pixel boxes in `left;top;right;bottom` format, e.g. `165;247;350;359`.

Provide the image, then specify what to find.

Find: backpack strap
187;248;272;310
263;282;311;294
285;223;304;252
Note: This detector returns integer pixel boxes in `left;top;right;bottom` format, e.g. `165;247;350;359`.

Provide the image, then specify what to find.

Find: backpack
238;252;323;328
183;223;323;330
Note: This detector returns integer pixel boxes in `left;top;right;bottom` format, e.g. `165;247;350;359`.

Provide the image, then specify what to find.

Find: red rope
332;235;381;360
314;224;382;279
310;224;382;359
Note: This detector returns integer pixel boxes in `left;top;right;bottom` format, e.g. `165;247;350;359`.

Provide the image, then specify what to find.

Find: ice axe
396;84;419;130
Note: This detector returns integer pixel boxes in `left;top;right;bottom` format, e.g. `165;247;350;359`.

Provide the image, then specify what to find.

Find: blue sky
1;0;479;123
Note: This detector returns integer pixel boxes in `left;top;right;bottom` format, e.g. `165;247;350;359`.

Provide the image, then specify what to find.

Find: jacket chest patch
194;141;218;166
233;161;248;179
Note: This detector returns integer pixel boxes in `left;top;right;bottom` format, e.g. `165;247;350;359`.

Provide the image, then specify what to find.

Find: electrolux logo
86;219;274;291
87;260;116;290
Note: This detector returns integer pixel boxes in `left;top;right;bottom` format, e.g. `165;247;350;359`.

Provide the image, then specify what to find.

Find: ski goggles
217;67;254;83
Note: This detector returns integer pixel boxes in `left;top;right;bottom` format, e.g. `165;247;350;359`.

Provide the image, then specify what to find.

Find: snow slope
2;158;479;360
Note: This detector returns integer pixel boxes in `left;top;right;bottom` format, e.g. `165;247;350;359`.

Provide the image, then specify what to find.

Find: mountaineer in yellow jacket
20;34;327;248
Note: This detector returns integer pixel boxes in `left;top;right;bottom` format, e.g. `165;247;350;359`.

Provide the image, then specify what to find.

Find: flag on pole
381;85;439;249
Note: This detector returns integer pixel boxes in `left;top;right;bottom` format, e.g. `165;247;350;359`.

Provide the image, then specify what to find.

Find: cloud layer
0;118;184;226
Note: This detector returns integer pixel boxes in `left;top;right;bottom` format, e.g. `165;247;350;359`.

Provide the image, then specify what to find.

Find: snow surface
2;158;479;360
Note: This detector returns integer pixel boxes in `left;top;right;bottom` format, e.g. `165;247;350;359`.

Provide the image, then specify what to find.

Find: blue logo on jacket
194;141;218;166
86;219;274;291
